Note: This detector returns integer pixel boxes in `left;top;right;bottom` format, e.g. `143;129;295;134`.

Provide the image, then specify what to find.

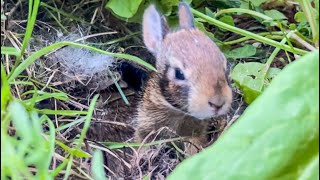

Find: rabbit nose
208;96;225;110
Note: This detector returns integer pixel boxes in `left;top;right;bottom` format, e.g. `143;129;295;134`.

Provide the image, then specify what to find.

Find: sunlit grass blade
14;0;40;69
1;63;11;112
1;46;20;56
23;91;69;105
35;109;87;116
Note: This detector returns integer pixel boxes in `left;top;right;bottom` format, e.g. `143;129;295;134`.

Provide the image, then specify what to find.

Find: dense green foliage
169;50;319;180
1;0;319;179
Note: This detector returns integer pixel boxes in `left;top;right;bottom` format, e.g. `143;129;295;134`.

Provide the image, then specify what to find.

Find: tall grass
1;0;155;179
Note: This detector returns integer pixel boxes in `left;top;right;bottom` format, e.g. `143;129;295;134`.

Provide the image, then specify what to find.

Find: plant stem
262;31;295;81
191;9;308;55
298;0;319;47
215;8;272;21
224;31;283;45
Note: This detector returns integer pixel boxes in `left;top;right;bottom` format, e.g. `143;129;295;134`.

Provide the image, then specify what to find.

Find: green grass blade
55;117;86;132
35;109;87;116
1;63;11;112
107;68;129;105
40;2;89;24
1;46;20;56
63;155;73;180
14;0;40;68
50;158;69;177
76;94;99;149
92;150;107;180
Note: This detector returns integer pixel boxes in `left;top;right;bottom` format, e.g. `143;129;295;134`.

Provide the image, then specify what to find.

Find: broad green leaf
105;0;143;18
295;12;308;22
248;0;269;7
231;62;281;104
264;10;287;20
298;154;319;180
225;44;257;59
218;15;235;27
92;150;107;180
169;51;319;180
205;7;215;18
159;0;179;16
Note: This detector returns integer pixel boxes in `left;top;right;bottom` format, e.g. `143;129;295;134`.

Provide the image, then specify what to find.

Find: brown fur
134;3;232;154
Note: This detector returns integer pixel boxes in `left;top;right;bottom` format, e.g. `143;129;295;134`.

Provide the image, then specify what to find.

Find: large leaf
247;0;269;7
169;51;319;180
295;11;308;23
159;0;180;16
105;0;143;19
225;44;257;59
264;10;287;20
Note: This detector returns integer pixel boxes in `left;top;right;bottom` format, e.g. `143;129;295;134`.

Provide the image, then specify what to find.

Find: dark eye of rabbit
174;68;185;80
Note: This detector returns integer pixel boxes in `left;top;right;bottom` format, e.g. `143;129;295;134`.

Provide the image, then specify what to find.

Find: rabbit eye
174;68;185;80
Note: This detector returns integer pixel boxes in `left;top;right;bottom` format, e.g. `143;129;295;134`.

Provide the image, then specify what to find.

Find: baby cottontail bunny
134;2;232;153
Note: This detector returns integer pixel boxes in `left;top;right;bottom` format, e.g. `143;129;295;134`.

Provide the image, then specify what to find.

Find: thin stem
191;9;308;55
215;8;272;21
262;31;295;82
224;31;284;45
298;0;319;47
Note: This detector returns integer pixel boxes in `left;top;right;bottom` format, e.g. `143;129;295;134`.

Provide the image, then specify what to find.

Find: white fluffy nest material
50;33;121;91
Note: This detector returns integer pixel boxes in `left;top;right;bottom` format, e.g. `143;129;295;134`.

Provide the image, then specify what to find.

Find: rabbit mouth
188;106;229;120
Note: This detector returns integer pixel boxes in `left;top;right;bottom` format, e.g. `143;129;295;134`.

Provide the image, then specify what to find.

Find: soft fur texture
135;2;232;154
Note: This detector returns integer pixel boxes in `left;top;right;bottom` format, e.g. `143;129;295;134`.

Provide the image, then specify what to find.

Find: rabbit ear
143;4;168;54
178;2;195;29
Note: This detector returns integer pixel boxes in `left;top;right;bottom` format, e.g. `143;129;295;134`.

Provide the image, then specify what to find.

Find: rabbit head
142;2;232;120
